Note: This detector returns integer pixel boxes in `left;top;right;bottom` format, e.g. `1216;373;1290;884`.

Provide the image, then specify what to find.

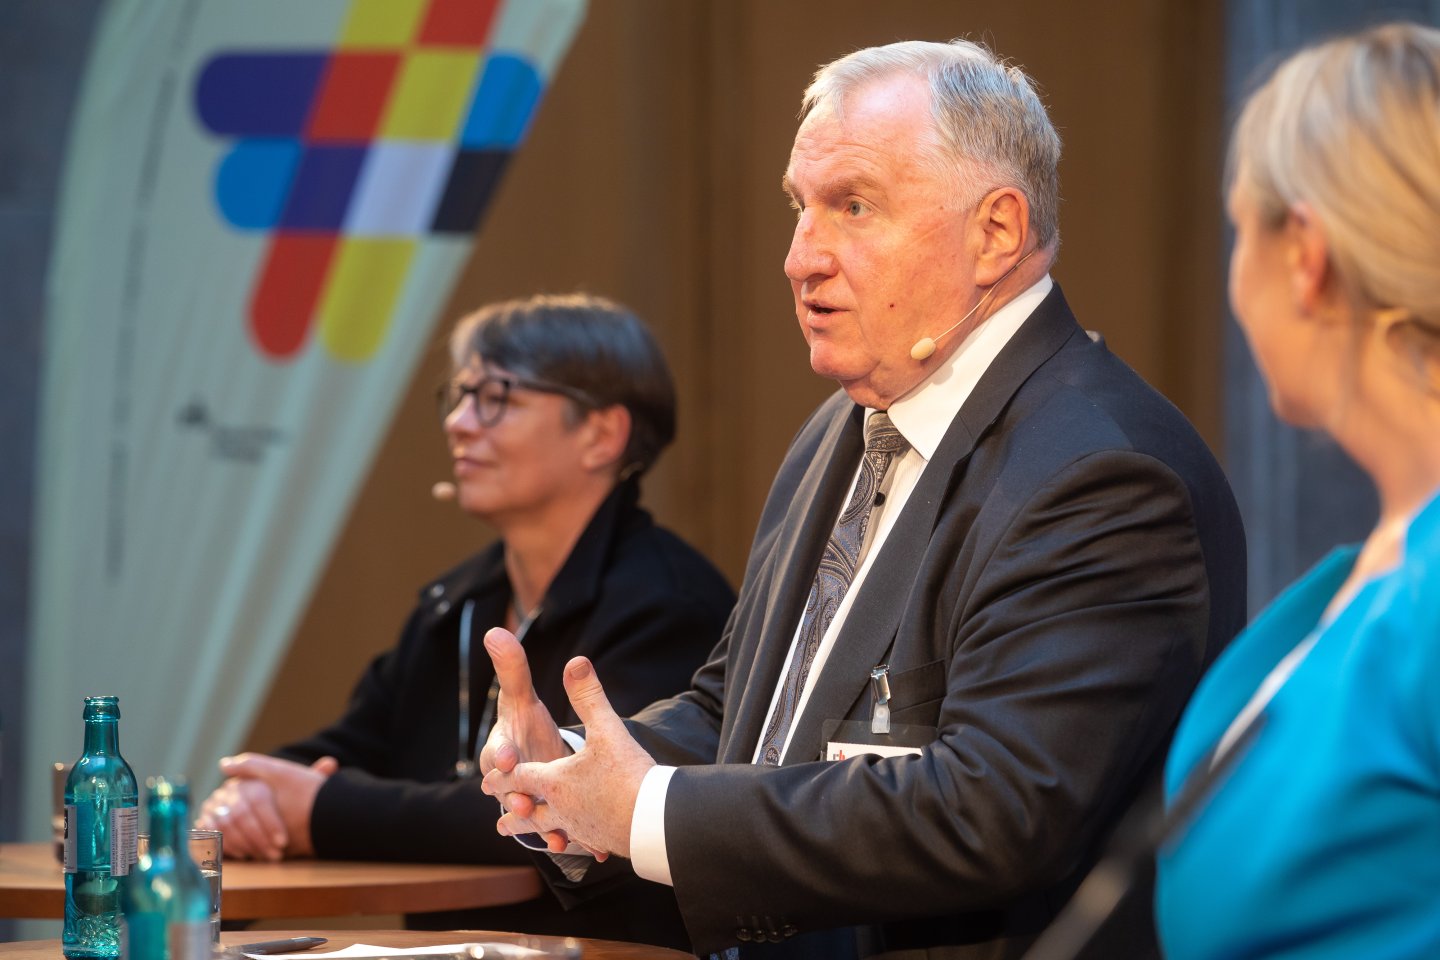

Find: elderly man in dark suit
479;38;1247;959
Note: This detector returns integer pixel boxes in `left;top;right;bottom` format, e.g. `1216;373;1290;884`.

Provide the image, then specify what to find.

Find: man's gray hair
802;39;1062;249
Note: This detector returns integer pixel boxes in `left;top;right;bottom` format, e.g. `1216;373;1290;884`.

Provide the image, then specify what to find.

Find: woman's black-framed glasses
437;374;597;428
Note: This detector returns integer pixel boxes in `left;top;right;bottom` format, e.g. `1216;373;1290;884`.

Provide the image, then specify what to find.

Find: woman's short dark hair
449;293;677;477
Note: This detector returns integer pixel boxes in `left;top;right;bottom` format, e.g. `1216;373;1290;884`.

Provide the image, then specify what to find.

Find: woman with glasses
198;293;734;949
1156;23;1440;959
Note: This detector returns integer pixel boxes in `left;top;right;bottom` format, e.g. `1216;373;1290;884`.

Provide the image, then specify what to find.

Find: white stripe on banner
26;0;586;838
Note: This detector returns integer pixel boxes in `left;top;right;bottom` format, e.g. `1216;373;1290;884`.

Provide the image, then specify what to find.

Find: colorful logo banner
195;0;548;362
26;0;586;837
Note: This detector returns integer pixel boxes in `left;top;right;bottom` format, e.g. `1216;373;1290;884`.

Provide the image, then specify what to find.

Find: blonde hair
803;39;1062;250
1230;23;1440;373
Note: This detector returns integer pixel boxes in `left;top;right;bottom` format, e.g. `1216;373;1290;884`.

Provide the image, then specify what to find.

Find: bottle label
63;804;78;873
110;806;139;877
169;921;212;960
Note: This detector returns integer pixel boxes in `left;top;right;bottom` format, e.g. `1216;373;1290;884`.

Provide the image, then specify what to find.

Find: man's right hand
479;626;572;792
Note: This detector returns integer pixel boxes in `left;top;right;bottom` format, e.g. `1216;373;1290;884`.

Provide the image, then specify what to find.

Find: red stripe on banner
249;233;339;360
308;52;402;142
418;0;501;46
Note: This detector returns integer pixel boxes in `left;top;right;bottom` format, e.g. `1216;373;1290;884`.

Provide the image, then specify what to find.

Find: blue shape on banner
216;139;302;230
281;145;369;231
461;54;542;148
196;53;329;137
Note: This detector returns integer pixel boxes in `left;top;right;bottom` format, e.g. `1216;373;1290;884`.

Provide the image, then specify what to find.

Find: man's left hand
481;656;654;859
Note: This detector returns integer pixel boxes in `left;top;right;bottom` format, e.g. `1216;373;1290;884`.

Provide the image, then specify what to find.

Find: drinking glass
136;828;222;942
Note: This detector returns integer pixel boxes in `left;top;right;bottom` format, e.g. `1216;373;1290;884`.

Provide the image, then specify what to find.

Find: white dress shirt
630;276;1055;885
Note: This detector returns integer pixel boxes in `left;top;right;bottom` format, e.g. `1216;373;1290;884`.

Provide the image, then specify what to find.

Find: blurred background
0;0;1420;901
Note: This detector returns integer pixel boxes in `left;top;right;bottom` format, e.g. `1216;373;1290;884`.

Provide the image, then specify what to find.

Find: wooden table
0;929;693;959
0;844;543;920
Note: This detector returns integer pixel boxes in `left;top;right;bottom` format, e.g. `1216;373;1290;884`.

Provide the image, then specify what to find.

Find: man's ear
1287;202;1337;319
579;404;633;475
972;187;1031;287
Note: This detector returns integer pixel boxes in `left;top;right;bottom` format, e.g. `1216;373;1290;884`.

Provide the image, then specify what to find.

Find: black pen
230;937;329;955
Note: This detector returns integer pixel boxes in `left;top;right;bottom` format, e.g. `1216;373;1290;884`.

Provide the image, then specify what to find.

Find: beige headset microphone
431;481;457;502
909;248;1038;361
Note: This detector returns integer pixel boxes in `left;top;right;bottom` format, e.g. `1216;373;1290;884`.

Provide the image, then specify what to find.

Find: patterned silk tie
758;411;909;765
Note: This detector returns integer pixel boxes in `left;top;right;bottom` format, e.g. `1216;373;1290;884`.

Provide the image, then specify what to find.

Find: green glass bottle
63;696;140;960
121;778;212;960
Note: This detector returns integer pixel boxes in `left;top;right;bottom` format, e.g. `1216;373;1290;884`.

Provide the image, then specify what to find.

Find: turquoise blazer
1159;492;1440;958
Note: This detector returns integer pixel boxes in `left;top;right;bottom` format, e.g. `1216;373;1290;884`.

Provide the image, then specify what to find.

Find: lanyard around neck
454;597;541;779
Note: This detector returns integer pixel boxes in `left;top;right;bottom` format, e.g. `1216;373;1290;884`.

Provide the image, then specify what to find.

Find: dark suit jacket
600;286;1246;958
275;480;735;949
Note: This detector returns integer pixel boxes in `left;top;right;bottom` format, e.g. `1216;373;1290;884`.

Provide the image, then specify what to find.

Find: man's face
783;73;980;409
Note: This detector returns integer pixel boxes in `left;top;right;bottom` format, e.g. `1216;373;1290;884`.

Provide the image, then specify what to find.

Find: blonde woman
1158;23;1440;959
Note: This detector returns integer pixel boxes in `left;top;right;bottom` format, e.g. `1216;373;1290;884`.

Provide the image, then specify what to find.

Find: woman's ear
1287;202;1337;319
579;404;633;475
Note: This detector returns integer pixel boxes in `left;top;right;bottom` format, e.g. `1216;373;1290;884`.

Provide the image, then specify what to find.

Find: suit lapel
784;285;1082;761
719;401;865;762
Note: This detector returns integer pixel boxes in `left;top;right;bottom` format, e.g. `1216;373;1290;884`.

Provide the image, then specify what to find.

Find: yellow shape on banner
382;51;482;139
317;237;416;362
340;0;427;46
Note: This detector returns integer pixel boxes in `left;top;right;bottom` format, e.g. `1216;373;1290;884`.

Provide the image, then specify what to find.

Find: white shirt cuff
630;764;677;886
558;728;586;754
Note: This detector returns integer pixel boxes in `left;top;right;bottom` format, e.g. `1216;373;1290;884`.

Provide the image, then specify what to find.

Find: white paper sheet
247;944;545;960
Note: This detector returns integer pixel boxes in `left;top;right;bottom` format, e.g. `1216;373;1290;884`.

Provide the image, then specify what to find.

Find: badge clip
870;664;891;735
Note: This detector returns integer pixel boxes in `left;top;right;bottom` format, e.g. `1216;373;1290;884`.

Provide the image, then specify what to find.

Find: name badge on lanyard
820;665;932;760
822;719;931;760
